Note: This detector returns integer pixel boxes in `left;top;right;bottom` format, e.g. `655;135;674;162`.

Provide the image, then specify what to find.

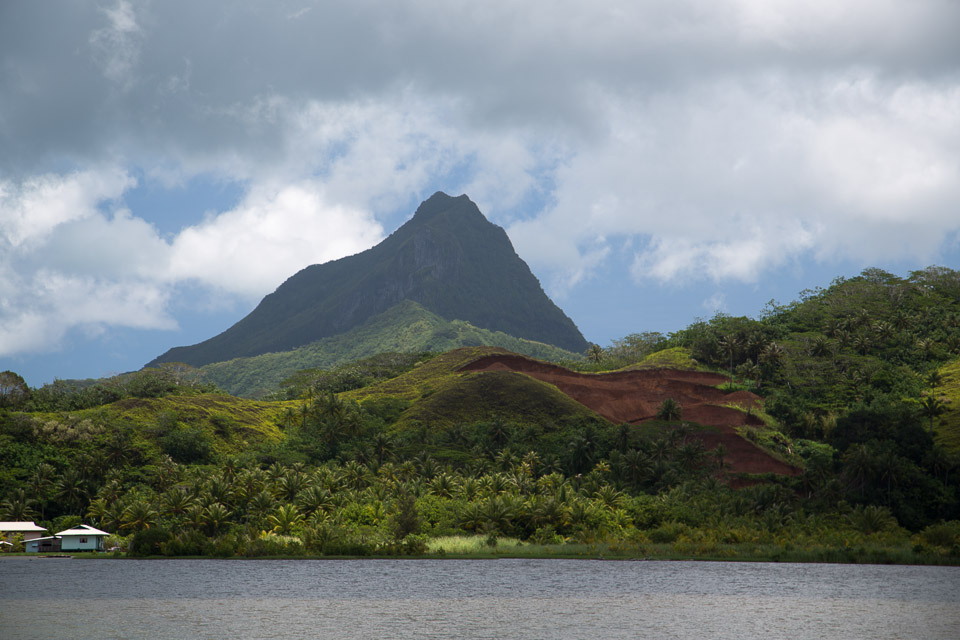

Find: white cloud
0;169;134;249
509;72;960;289
0;271;175;357
167;181;385;298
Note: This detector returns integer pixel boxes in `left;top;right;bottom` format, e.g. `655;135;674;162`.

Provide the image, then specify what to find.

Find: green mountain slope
199;301;581;397
933;359;960;455
151;192;588;368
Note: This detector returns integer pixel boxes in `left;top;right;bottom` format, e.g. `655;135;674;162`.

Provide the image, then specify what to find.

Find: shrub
203;533;240;558
920;521;960;548
208;412;238;437
531;525;563;545
648;521;687;544
161;427;213;464
129;527;171;557
847;505;897;535
244;532;305;557
162;530;206;556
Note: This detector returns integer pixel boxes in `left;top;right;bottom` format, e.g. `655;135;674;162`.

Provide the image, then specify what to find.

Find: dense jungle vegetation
2;266;960;562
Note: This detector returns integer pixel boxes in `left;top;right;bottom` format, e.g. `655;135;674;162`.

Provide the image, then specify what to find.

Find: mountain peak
409;191;480;224
149;194;588;367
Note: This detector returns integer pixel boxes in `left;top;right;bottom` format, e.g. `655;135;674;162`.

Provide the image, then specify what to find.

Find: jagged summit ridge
149;193;588;367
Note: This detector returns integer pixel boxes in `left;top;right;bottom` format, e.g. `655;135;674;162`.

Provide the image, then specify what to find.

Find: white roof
56;524;110;537
0;521;47;533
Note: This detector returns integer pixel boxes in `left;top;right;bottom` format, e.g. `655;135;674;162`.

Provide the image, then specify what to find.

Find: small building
25;536;62;553
0;521;48;543
54;524;110;552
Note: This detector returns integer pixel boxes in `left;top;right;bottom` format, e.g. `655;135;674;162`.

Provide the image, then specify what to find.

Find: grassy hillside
629;347;700;370
385;370;605;431
200;301;581;397
20;394;289;464
933;359;960;455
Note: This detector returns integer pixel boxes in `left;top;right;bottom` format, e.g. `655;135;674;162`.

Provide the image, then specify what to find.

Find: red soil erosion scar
459;354;800;478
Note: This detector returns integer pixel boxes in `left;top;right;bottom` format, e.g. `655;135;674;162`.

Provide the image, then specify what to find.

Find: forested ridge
2;266;960;562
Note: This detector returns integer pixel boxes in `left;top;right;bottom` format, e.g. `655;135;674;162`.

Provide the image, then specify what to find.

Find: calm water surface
1;558;958;639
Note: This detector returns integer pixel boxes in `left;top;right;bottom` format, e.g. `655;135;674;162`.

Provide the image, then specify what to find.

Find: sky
2;1;959;387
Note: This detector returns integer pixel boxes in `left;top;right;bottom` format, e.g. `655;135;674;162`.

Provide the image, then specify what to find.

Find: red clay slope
460;353;799;477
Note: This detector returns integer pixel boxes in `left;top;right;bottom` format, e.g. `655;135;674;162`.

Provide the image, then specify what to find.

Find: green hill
344;346;605;429
199;301;581;397
150;192;588;368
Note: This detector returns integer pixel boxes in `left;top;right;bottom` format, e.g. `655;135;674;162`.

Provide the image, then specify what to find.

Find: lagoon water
2;558;959;639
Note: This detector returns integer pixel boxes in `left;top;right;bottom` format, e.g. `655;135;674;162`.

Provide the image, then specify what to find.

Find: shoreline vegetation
4;533;960;565
3;267;960;566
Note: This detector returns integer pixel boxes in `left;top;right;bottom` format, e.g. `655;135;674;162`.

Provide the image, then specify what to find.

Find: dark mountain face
149;192;589;367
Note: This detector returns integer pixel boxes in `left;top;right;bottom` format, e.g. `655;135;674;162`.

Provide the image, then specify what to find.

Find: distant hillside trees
23;364;220;412
0;371;30;410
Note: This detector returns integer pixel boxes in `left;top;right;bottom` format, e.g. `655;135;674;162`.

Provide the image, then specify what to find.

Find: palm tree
919;395;947;434
371;432;394;465
494;448;519;472
842;444;874;497
245;491;277;528
567;433;595;475
460;477;480;502
488;416;511;450
273;472;306;502
204;476;234;507
521;450;542;479
567;499;597;530
203;502;232;535
761;341;785;367
656;398;682;421
104;427;132;469
587;343;604;364
874;449;905;505
677;441;705;469
808;335;831;357
429;473;457;499
649;438;671;464
924;446;954;486
1;489;38;521
916;337;936;361
481;496;514;534
872;320;893;344
341;460;370;491
712;443;728;472
718;334;739;382
55;467;87;515
184;504;207;531
160;488;196;519
86;498;110;526
102;500;127;533
619;449;651;489
30;463;56;520
121;499;159;532
296;486;334;516
592;485;625;510
457;502;485;533
268;504;304;535
847;505;896;534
